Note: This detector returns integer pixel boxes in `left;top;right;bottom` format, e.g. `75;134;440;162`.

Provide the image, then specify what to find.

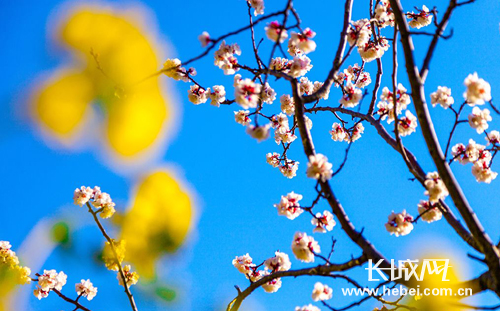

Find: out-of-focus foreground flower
31;6;173;161
119;170;194;279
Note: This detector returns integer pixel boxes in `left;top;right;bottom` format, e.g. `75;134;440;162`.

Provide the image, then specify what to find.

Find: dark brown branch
302;0;353;103
419;0;458;82
86;203;138;311
227;254;367;311
389;0;500;294
52;289;92;311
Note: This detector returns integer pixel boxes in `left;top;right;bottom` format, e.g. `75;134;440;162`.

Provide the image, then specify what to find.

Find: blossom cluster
452;138;498;183
406;5;433;29
385;171;449;236
73;186;116;219
385;210;414;237
376;84;418;136
33;269;67;299
430;74;497;184
232;232;321;293
274;191;336;233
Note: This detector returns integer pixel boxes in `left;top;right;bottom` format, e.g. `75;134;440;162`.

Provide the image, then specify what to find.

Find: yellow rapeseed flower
32;6;173;161
120;169;193;279
103;239;126;271
403;254;467;311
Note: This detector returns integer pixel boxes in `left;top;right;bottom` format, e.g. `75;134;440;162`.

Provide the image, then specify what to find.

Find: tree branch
389;0;500;294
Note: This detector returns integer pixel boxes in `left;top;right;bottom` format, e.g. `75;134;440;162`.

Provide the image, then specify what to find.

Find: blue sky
1;0;500;310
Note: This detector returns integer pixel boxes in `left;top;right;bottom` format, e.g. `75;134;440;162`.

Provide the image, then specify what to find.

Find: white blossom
292;232;320;263
264;251;291;272
274;192;304;220
397;110;418;137
92;189;112;208
472;161;498;183
38;269;67;292
0;241;12;251
306;154;333;182
417;201;442;223
266;152;281;168
330;123;347;142
296;305;321;311
265;21;288;43
234;110;251;126
272;113;290;131
381;84;411;111
486;130;500;145
73;186;93;206
162;58;190;82
312;282;333;301
407;5;433;29
289;28;316;55
75;279;98;301
248;0;264;16
451;143;467;164
261;82;276;104
431;86;454;109
385;210;414;237
358;37;389;62
117;265;139;287
334;71;349;87
198;31;211;47
235;78;262;108
347;19;371;47
311;211;336;233
274;128;296;144
339;82;363;108
275;130;297;145
375;0;394;28
247;269;265;282
377;101;396;123
349;123;364;142
246;124;271;142
214;41;241;75
261;273;282;293
187;85;208;105
234;74;242;87
280;94;295;115
424;172;449;203
452;139;490;164
346;64;371;88
272;113;296;145
280;161;299;179
232;254;255;275
468;107;492;134
299;77;314;95
33;287;49;300
464;73;492;106
289;55;313;78
92;188;116;219
208;85;226;107
270;57;291;72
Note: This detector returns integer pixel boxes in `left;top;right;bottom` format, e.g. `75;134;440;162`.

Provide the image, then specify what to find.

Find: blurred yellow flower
32;6;172;161
103;239;126;271
120;170;193;279
403;254;467;311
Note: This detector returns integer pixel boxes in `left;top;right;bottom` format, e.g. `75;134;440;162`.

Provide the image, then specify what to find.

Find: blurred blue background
1;0;500;310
